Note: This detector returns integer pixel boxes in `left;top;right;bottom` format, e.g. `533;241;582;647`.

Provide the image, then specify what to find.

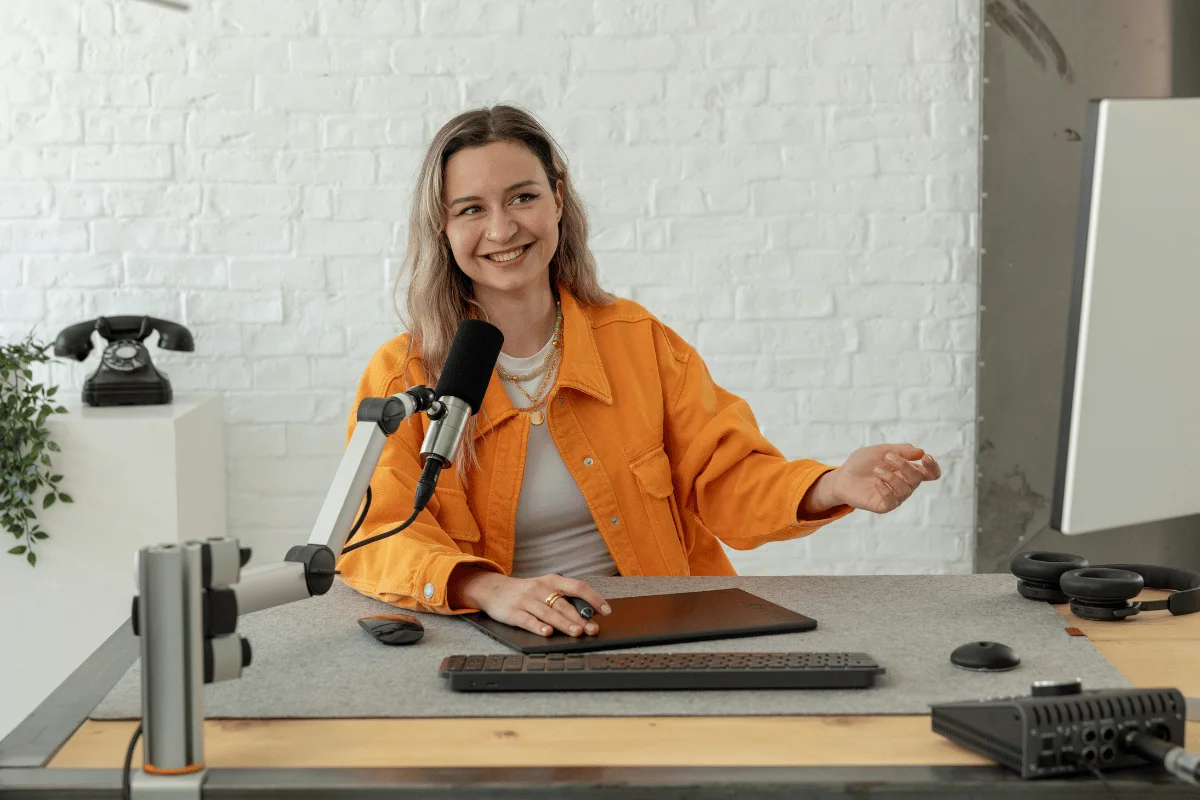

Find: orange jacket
337;288;853;613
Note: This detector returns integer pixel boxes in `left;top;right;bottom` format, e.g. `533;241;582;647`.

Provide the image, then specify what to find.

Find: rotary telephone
53;316;194;406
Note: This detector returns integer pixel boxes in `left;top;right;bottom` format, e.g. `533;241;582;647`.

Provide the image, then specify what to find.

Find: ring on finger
544;591;562;608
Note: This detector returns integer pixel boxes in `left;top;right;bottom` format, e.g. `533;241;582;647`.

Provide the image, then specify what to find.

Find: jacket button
423;583;434;599
610;516;619;525
584;457;593;466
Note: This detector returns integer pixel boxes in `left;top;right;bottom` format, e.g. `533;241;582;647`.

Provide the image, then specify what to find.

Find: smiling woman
335;105;942;642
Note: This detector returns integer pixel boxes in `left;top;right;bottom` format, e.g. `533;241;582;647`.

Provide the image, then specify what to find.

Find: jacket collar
474;286;612;440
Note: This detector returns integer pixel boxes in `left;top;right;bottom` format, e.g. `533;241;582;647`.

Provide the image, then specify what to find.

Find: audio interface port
1081;727;1098;744
1100;744;1116;762
1080;746;1098;764
1100;725;1116;742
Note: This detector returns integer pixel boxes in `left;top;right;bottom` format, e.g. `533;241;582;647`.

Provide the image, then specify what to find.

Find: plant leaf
8;546;26;555
58;492;73;503
47;441;60;452
27;551;36;567
43;493;56;509
33;531;48;539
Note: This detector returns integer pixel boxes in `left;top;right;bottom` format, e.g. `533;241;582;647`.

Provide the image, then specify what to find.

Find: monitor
1052;97;1200;535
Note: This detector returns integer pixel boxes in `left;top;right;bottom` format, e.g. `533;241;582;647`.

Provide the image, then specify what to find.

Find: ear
554;179;564;222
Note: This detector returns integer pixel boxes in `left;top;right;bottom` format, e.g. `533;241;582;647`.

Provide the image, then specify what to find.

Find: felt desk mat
91;575;1131;719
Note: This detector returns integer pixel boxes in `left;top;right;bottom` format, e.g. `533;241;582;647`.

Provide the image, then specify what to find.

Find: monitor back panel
1054;97;1200;534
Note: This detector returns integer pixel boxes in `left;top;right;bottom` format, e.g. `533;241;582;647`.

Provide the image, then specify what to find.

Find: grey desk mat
92;575;1131;719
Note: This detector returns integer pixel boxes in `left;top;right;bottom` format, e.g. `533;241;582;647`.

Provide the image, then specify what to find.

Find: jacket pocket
435;486;481;544
629;446;690;576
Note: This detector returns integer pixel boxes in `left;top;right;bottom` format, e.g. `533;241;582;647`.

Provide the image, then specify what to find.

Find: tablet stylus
569;597;594;619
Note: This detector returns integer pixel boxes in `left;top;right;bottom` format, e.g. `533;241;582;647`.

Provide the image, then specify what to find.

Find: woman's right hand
452;569;611;637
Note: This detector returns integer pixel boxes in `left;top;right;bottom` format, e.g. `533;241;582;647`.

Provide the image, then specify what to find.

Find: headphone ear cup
1061;567;1144;621
1060;567;1144;601
1010;551;1089;603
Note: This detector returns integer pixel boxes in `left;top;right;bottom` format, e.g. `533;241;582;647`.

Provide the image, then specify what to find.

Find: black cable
1063;751;1117;799
122;722;142;800
345;485;372;542
340;506;420;554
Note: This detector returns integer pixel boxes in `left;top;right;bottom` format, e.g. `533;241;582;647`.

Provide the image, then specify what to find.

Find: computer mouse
358;613;424;646
565;596;595;619
950;640;1020;672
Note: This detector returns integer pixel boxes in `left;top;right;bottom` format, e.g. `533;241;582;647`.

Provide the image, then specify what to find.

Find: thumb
890;442;925;461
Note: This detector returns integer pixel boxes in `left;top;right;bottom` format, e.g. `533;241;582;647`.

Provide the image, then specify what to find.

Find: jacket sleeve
657;324;853;550
335;346;503;613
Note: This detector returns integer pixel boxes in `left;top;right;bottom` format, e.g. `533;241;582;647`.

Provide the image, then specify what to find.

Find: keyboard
438;651;884;692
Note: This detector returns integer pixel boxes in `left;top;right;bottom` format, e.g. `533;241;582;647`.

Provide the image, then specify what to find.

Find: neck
475;283;558;358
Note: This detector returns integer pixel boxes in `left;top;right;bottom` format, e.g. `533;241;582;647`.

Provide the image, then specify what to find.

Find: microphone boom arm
129;386;435;797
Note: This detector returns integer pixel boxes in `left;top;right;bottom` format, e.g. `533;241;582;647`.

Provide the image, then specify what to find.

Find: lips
484;243;532;263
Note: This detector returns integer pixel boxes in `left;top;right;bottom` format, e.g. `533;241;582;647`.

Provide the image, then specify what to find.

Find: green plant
1;334;72;566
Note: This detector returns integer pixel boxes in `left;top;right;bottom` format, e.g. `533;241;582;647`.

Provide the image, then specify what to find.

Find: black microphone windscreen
434;319;504;414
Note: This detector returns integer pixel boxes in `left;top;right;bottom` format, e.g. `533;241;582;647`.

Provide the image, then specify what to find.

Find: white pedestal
0;393;225;741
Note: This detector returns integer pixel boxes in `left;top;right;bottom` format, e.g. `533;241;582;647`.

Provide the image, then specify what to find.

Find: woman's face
442;140;563;302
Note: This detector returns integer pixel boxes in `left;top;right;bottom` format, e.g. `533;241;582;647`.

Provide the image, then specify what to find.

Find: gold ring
544;592;562;608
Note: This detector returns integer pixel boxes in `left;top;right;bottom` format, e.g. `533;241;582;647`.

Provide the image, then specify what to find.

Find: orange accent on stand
144;761;206;775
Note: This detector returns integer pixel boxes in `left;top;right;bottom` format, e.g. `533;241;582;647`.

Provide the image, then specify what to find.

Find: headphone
1009;551;1200;621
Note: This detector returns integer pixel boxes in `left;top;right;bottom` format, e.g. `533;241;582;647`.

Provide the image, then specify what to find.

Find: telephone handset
54;316;195;406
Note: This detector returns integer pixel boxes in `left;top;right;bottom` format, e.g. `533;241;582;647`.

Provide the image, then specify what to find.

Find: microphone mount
126;384;439;798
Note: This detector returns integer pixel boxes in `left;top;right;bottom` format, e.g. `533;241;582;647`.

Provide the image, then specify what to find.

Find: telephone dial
53;316;194;406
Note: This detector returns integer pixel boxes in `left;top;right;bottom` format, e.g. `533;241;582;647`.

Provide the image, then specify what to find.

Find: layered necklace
495;301;562;426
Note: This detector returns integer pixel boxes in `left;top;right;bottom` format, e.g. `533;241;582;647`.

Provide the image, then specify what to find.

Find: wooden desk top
49;589;1199;770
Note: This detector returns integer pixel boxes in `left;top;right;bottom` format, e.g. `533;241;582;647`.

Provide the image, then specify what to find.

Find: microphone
413;319;504;513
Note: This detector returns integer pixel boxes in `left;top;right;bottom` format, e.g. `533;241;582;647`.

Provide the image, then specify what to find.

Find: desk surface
3;581;1198;799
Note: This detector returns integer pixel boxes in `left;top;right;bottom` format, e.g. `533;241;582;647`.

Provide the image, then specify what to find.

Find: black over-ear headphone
1010;551;1200;621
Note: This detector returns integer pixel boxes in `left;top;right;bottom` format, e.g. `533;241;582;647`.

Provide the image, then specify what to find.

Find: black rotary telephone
53;316;195;406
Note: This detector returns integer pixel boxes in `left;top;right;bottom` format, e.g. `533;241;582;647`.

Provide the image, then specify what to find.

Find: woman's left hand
812;443;942;515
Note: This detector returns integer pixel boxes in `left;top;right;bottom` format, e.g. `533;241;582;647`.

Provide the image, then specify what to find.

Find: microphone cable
121;722;143;800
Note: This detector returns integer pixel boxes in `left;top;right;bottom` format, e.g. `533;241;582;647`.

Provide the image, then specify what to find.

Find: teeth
487;245;528;263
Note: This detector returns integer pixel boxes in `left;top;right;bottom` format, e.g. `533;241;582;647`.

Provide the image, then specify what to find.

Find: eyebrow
447;180;540;207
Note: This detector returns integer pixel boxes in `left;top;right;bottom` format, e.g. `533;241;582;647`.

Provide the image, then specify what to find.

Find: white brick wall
0;0;979;575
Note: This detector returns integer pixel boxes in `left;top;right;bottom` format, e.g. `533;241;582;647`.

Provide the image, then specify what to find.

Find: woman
337;105;941;639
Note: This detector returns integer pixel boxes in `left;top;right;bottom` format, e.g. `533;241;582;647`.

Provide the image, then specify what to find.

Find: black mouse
950;640;1020;672
565;596;595;619
359;613;424;646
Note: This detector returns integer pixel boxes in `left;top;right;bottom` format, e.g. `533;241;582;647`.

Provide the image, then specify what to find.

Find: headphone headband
1102;564;1200;615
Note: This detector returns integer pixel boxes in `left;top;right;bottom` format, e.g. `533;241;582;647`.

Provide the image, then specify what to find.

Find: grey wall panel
978;0;1200;572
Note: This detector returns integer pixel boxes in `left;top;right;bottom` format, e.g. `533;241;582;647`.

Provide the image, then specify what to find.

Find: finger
548;595;598;635
884;452;924;489
921;453;942;480
532;602;587;637
512;610;555;637
873;477;901;511
562;579;611;616
873;468;911;507
891;442;925;461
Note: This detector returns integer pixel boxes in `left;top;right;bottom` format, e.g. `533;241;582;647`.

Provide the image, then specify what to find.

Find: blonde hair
395;104;613;477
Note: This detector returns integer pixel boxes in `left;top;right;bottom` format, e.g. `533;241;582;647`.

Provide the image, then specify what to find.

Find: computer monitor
1052;97;1200;535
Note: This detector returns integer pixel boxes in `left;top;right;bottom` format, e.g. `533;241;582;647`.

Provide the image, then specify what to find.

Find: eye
512;192;539;204
457;205;482;216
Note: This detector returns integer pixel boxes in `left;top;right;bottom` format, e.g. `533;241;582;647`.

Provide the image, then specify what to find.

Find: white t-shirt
496;336;620;579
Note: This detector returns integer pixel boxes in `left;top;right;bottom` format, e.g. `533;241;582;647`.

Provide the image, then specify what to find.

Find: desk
2;582;1197;799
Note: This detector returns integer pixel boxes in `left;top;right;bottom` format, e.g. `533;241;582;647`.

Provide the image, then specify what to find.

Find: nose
486;207;518;243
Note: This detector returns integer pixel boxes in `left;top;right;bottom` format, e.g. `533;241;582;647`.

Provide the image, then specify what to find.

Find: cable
122;722;142;800
340;507;420;554
345;485;372;542
1063;751;1117;799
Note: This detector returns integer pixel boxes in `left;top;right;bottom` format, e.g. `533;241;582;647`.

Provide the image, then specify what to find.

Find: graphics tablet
462;587;817;654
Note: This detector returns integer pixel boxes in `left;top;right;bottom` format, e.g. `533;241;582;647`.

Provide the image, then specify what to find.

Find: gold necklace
495;304;562;384
497;304;562;426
